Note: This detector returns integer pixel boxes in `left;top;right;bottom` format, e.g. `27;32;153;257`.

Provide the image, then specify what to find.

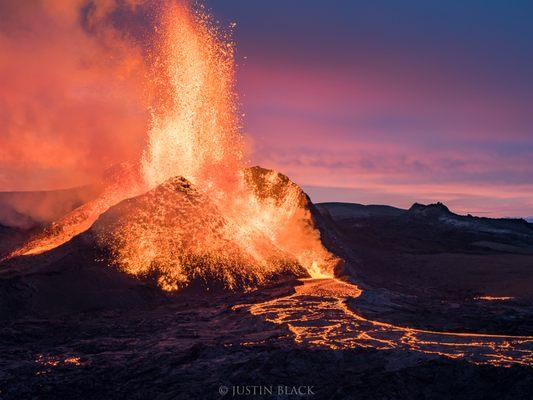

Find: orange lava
35;354;82;374
242;279;533;367
475;296;514;301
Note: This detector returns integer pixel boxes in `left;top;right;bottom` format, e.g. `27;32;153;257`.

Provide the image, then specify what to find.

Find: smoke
0;0;151;191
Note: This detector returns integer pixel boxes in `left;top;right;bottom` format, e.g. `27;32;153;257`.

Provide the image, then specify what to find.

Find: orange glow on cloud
237;63;533;217
0;0;148;190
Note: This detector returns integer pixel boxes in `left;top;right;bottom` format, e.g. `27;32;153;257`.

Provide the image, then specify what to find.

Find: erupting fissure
9;1;336;290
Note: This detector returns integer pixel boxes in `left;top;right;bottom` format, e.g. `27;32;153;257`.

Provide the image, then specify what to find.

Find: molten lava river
237;279;533;367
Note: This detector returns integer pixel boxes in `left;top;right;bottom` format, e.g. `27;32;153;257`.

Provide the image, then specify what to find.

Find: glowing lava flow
241;279;533;367
475;296;514;301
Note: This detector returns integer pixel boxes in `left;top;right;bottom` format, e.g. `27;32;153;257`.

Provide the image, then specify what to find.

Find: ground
1;200;532;399
0;277;531;400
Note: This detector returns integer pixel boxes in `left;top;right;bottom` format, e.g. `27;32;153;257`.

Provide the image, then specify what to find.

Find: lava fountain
9;1;336;290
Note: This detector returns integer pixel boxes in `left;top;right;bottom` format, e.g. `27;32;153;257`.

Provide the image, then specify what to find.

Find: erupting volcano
7;2;335;290
1;1;532;399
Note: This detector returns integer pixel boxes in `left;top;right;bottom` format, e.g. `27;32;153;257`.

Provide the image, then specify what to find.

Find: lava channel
238;278;533;367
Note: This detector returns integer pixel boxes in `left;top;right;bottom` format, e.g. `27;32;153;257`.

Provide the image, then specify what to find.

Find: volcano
1;1;532;399
0;166;343;317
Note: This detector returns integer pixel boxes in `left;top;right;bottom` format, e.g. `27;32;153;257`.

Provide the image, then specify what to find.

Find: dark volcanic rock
0;233;164;320
409;201;451;217
1;180;532;399
319;201;533;334
0;224;33;259
0;287;531;400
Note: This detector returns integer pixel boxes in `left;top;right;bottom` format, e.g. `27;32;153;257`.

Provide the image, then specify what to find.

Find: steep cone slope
93;173;308;291
244;166;339;278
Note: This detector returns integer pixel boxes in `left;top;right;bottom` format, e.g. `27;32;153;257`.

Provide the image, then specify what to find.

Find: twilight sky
207;0;533;218
0;1;532;218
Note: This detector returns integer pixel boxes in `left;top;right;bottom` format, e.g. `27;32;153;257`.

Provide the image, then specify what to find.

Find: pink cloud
0;0;149;190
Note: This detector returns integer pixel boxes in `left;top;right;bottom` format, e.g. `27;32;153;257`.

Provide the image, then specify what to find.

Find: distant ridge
316;202;404;220
319;201;532;226
318;201;533;259
408;202;451;217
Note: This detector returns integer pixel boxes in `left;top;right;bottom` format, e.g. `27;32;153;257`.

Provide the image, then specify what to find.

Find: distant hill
317;202;405;220
318;200;533;283
321;198;531;228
